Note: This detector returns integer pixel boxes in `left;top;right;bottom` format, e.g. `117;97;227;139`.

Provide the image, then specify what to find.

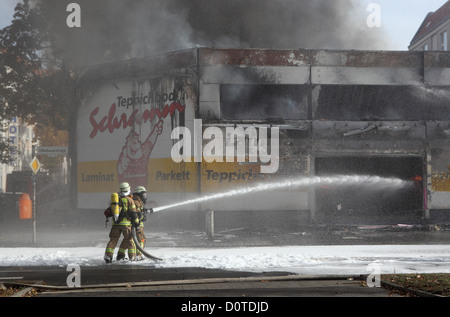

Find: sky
0;0;448;51
361;0;448;49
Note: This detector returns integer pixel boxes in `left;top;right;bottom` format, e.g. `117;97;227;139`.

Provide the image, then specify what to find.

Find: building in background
0;117;34;193
76;48;450;229
409;1;450;51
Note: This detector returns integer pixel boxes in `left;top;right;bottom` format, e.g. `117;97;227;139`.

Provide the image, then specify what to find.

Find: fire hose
131;226;162;261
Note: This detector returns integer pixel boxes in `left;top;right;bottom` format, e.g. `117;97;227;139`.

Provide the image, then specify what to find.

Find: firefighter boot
104;254;113;264
116;252;126;261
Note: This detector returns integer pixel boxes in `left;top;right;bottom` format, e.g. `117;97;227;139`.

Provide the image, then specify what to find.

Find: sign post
29;157;41;244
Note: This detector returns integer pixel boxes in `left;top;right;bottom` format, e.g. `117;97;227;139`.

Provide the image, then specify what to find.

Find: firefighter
104;182;138;263
130;186;152;261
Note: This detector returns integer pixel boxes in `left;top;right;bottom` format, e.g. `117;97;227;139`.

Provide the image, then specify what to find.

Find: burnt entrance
315;156;424;223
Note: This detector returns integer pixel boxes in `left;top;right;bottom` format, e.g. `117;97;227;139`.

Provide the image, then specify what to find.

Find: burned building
77;48;450;229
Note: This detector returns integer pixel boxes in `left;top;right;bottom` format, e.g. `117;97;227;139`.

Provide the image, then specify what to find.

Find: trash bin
19;193;32;220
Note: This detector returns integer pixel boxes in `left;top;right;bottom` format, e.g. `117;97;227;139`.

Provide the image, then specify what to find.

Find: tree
0;1;46;161
0;0;75;171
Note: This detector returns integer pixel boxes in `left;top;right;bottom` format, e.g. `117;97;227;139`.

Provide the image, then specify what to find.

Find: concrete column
205;209;214;239
307;155;316;223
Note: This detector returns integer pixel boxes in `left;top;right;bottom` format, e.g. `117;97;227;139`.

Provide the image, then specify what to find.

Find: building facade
0;117;34;193
77;48;450;228
410;1;450;51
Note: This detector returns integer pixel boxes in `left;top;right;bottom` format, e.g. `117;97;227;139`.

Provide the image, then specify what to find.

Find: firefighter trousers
129;226;146;259
105;225;136;260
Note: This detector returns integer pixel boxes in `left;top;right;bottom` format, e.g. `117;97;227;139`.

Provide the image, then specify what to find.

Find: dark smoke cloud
32;0;389;67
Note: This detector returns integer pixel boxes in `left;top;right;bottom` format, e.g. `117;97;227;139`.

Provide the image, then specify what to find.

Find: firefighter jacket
133;197;146;228
113;195;137;226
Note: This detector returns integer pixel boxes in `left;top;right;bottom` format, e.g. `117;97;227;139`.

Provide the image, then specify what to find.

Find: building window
423;44;429;51
314;85;450;121
441;31;448;50
220;84;307;120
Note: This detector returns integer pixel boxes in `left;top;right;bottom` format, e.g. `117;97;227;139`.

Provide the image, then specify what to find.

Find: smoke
30;0;389;67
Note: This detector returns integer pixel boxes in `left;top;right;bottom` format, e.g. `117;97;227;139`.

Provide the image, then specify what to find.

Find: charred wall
196;48;450;225
78;48;450;227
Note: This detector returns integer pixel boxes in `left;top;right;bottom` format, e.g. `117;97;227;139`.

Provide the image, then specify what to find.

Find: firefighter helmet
119;182;130;194
133;186;147;204
134;186;147;193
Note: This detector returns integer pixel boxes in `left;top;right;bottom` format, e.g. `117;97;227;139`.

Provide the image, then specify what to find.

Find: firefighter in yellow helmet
130;186;153;261
104;182;138;263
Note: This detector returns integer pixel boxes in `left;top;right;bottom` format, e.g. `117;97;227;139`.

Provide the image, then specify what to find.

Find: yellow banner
78;161;118;193
78;158;282;194
200;160;272;192
147;158;197;193
432;172;450;192
78;159;197;193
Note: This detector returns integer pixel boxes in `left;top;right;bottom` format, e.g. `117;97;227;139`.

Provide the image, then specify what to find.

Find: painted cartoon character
118;120;163;189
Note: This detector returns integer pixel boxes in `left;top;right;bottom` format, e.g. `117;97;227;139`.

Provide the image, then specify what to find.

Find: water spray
152;175;411;213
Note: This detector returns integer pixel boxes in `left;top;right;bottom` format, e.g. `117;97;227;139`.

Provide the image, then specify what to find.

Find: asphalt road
0;265;400;298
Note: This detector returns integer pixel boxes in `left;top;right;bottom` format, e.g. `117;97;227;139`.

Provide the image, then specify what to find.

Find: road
0;265;399;298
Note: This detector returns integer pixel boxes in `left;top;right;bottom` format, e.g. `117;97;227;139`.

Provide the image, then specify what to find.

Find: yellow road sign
30;157;41;174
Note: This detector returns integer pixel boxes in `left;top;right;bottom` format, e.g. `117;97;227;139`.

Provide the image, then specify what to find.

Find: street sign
36;146;68;156
30;157;41;175
29;156;41;243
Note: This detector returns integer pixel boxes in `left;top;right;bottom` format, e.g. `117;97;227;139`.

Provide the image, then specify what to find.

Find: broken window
315;156;424;220
220;84;308;120
315;85;450;121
